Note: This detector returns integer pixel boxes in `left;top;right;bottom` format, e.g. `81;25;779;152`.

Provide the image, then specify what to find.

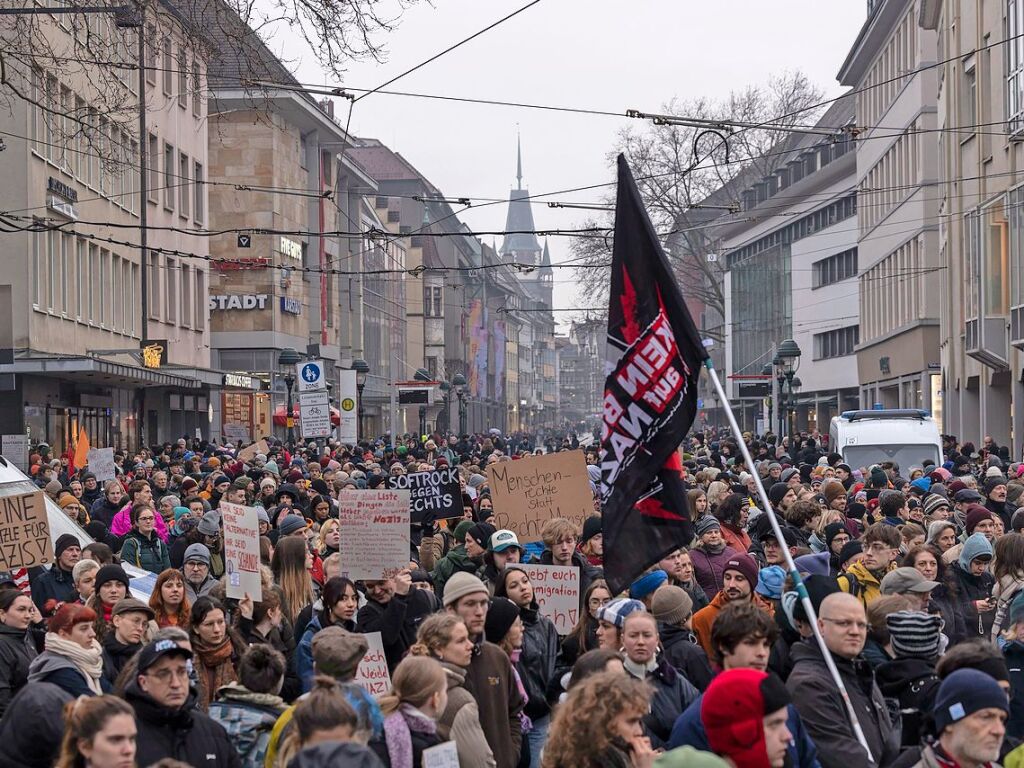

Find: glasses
137;516;155;522
820;617;868;631
588;597;611;607
866;543;893;554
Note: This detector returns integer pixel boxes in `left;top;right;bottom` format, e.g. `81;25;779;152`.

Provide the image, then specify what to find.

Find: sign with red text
353;631;391;695
219;502;262;602
521;563;580;635
487;451;594;542
338;489;410;581
0;490;53;569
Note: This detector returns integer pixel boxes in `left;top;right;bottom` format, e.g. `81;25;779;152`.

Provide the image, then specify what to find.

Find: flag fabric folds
72;427;90;473
600;154;709;595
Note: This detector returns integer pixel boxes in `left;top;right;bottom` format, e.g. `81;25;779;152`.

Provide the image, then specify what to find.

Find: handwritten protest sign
422;742;459;768
522;563;580;634
338;490;410;581
237;439;269;464
488;451;594;542
219;502;262;602
86;447;116;482
353;631;391;695
386;466;460;522
0;490;53;568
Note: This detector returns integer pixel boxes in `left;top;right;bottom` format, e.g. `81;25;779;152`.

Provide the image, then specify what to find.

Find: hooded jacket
29;563;78;611
110;503;170;541
464;638;525;768
951;559;997;638
436;662;496;768
285;741;384;768
430;545;479;600
207;682;288;768
28;646;104;698
657;622;714;692
356;588;437;672
786;640;898;768
837;559;892;609
512;600;559;721
0;623;37;717
691;590;739;657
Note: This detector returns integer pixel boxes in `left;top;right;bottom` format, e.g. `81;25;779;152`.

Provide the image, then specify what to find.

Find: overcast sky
288;0;867;321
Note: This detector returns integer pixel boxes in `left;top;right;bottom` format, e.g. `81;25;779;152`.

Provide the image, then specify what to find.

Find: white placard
353;631;391;695
299;390;331;438
219;502;263;602
520;563;581;635
338;369;358;445
338;489;410;580
296;360;325;392
1;435;28;473
422;742;459;768
223;422;249;443
86;447;116;482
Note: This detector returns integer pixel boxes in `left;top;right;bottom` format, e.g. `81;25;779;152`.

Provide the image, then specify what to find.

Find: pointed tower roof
516;133;523;189
500;134;542;260
541;238;552;268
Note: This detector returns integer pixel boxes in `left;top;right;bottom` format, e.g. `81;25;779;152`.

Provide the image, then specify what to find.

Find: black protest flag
600;155;709;595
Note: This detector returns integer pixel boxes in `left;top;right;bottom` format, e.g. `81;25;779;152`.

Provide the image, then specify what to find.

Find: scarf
192;635;237;710
701;540;727;555
508;651;533;733
623;656;658;679
45;633;104;694
382;704;438;768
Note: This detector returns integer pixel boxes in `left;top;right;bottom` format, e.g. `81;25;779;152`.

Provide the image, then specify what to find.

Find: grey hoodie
285;741;384;768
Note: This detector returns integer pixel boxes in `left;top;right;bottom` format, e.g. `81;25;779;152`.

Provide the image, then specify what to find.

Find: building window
31;230;43;309
179;152;190;217
962;55;977;131
60;233;71;315
1010;0;1024;134
424;286;443;317
144;23;157;81
99;249;109;326
163;142;174;211
180;265;191;328
129;262;138;335
814;325;860;360
812;248;858;288
193;161;204;223
162;37;172;96
177;45;187;108
87;243;97;323
147;133;159;202
191;59;201;115
112;254;122;331
195;269;205;330
166;256;177;324
148;252;160;319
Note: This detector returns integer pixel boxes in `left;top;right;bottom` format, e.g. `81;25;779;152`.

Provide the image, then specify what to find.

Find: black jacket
658;623;714;691
1006;640;1024;740
237;616;301;703
288;741;384;768
929;582;966;645
0;624;37;718
875;656;939;749
125;681;241;768
101;634;141;686
515;601;559;721
0;681;72;768
626;657;699;749
90;496;122;528
356;588;438;672
951;561;997;637
29;564;77;611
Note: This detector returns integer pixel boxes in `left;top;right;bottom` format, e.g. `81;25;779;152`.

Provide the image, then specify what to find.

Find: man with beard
914;669;1008;768
983;475;1011;531
691;552;760;656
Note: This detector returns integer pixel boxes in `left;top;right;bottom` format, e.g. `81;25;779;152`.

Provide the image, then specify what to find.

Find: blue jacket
667;693;821;768
296;613;357;693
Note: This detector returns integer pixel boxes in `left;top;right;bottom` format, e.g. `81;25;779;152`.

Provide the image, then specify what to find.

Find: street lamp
452;373;467;435
439;380;452;434
414;368;431;438
774;339;802;439
278;347;303;445
352;358;369;438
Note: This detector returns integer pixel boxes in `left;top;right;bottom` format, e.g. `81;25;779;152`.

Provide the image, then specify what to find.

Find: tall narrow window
145;23;157;80
179;152;190;216
1009;0;1024;134
98;249;109;326
181;265;191;328
31;230;43;309
59;233;71;315
147;133;159;202
112;254;122;331
166;257;177;324
193;161;204;223
177;45;188;108
87;243;97;323
192;59;201;115
148;252;161;319
194;270;205;330
162;37;172;96
163;142;174;211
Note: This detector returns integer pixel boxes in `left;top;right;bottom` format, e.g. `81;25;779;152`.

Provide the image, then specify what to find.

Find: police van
828;409;943;471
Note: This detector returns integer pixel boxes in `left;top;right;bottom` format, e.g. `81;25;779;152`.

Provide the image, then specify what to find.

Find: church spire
516;132;523;189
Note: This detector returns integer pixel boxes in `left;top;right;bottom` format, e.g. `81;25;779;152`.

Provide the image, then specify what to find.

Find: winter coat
356;589;437;672
993;574;1024;641
111;503;169;541
658;622;714;691
27;648;105;697
464;639;525;768
929;582;966;645
0;624;37;717
119;529;172;575
369;704;442;768
689;544;739;599
431;545;479;599
207;682;288;768
29;564;77;611
515;601;559;721
0;681;72;768
677;578;710;613
436;662;496;768
875;656;940;749
952;560;997;637
125;680;241;768
786;640;899;768
721;523;751;554
667;695;822;768
235;616;301;703
837;559;891;609
691;590;734;657
183;573;218;605
296;613;357;692
101;633;141;686
625;656;699;749
90;496;123;528
1006;639;1024;740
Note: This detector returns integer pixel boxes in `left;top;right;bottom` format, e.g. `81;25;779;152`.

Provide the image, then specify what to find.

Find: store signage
141;339;168;368
208;294;269;311
223;372;256;389
213;257;270;271
47;176;78;203
280;236;302;261
280;296;302;315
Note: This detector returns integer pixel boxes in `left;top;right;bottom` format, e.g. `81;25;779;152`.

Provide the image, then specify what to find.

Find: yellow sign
141;342;165;369
341;397;356;412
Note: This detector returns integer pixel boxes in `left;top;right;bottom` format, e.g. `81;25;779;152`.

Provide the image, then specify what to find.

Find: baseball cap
490;530;521;552
880;567;939;595
137;638;192;673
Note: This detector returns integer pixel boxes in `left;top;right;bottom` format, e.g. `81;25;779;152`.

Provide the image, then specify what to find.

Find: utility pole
137;1;148;344
770;342;779;441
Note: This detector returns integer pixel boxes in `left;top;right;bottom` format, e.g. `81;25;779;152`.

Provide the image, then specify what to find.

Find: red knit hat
964;504;994;535
701;668;791;768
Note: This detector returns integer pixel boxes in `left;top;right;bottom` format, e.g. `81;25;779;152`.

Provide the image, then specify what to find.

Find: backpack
207;698;282;768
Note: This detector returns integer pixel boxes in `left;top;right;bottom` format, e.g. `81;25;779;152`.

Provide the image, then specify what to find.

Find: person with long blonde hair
148;569;190;630
271;536;314;624
370;655;446;767
55;695;136;768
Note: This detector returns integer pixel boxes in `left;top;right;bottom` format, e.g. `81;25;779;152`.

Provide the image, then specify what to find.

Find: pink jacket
110;503;170;542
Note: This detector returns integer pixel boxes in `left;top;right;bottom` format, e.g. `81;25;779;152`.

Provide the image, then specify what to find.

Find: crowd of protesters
3;426;1024;766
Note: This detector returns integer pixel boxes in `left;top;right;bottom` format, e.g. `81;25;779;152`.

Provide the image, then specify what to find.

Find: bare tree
571;71;825;343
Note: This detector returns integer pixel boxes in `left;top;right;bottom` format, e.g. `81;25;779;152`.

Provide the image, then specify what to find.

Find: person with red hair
149;569;191;630
27;602;107;696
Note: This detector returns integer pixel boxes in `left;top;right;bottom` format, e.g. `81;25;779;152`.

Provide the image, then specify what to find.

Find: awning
4;355;204;389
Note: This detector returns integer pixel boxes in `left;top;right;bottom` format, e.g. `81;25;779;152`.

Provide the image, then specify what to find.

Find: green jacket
119;530;171;575
432;545;477;599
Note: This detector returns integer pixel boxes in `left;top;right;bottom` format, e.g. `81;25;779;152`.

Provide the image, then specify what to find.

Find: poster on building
0;435;28;473
487;451;594;542
219;502;263;602
520;563;580;635
86;448;116;482
353;631;391;695
299;390;331;438
0;490;53;569
493;320;506;402
337;490;410;580
386;467;461;523
338;369;358;445
467;300;488;398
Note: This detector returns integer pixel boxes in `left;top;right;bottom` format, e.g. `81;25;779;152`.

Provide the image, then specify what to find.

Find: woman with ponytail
370;655;445;768
55;694;137;768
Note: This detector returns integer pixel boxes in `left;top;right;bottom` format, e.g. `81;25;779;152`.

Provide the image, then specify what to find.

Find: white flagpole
703;359;876;763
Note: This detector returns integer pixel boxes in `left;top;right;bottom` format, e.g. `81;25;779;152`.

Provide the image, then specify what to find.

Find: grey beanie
183;543;211;566
197;511;221;536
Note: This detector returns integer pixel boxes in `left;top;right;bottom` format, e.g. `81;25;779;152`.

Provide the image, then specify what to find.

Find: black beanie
485;597;520;644
824;523;846;551
580;515;602;544
94;564;130;593
467;523;496;549
768;482;789;506
54;534;80;561
838;540;863;568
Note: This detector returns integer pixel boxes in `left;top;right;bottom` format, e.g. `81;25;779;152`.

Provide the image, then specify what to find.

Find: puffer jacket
625;657;699;749
110;503;169;542
0;624;37;717
952;561;997;637
658;623;714;691
207;682;287;768
118;529;172;575
514;601;559;721
688;544;739;599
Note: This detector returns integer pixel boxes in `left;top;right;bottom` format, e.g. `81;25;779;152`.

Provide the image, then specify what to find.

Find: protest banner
0;490;53;569
521;563;581;634
422;743;459;768
386;466;460;522
86;447;116;482
487;451;594;542
353;631;391;695
237;439;269;464
337;489;410;581
219;502;263;602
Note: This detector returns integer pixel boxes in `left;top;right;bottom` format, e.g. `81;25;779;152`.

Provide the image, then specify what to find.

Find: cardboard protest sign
487;451;595;541
386;466;460;522
219;502;263;602
522;563;580;634
237;439;269;464
353;631;391;695
86;447;116;482
337;490;410;581
421;742;459;768
0;490;53;568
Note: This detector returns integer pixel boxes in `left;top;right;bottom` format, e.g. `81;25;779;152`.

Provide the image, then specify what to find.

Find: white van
828;409;943;471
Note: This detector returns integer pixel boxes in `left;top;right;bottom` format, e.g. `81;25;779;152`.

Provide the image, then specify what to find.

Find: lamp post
414;368;431;439
352;358;369;438
774;339;802;440
278;348;303;445
439;380;452;434
453;373;467;435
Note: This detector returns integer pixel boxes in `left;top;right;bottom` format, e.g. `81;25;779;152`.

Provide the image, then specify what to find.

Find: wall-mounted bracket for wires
626;109;843;139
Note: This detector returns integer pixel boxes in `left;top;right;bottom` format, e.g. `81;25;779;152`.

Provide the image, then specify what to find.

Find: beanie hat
838;540;863;568
442;572;488;607
927;520;955;544
597;597;646;628
934;668;1010;733
793;551;831;578
886;610;942;659
57;494;80;510
756;566;786;600
790;575;841;624
701;669;791;768
694;516;721;537
869;467;889;488
651;585;693;626
923;495;952;521
183;543;212;566
580;515;602;545
197;511;221;536
277;515;307;537
780;467;800;483
256;507;270;525
821;481;846;505
965;505;994;535
768;483;790;507
959;532;994;571
823;522;847;551
484;596;520;644
453;520;475;544
909;477;932;495
94;564;130;594
629;570;668;600
466;522;497;550
984;476;1008;496
311;626;368;680
723;553;758;588
44;480;63;496
54;534;80;561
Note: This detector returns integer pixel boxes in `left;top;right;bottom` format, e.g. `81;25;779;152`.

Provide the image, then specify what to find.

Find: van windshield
843;444;941;471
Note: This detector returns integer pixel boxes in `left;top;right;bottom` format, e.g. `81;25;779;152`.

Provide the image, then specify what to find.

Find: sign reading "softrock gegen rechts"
386;466;461;523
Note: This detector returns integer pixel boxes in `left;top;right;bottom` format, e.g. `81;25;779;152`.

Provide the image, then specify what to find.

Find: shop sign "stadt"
208;294;269;310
